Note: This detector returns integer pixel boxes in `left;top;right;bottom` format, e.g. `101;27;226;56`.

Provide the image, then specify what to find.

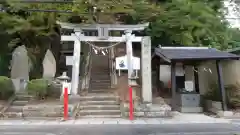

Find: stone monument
42;49;56;80
10;45;30;92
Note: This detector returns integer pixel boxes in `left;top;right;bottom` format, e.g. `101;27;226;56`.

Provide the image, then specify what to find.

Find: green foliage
27;79;61;99
0;0;238;52
47;82;61;98
204;83;240;108
146;0;230;49
228;28;240;49
204;83;222;101
27;79;49;99
0;76;14;100
225;83;240;108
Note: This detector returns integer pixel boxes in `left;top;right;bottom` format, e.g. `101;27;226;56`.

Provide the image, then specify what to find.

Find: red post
129;86;134;120
64;87;68;120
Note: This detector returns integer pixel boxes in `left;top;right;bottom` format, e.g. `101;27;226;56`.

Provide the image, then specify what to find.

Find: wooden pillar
194;66;199;93
216;60;227;111
156;61;160;93
141;36;152;104
171;62;176;110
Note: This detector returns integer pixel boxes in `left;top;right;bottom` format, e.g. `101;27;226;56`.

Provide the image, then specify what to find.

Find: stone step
91;75;109;77
92;76;109;79
79;105;120;110
91;78;110;81
79;95;119;101
15;95;33;100
91;72;109;74
90;82;110;86
78;115;121;118
91;86;111;90
88;90;113;94
80;100;119;105
123;111;172;118
86;93;117;96
90;88;114;91
91;75;110;78
91;70;109;73
79;110;121;116
90;85;110;88
22;117;63;120
91;80;111;83
6;106;23;112
4;112;23;118
90;81;110;85
12;100;29;106
22;111;64;117
90;82;110;85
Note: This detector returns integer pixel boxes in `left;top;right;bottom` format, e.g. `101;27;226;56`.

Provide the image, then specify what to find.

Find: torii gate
58;22;152;104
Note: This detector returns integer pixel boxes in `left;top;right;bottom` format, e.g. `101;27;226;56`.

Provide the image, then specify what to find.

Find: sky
224;0;240;27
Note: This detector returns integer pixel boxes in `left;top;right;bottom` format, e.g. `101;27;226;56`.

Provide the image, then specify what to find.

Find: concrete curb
0;118;231;125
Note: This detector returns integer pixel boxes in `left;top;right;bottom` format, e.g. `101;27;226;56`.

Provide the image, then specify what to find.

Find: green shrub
47;82;61;98
204;83;222;101
204;83;240;109
27;79;49;99
0;76;14;100
225;83;240;109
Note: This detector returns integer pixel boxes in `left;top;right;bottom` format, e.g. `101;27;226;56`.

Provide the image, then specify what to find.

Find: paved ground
0;118;230;125
0;113;239;135
231;119;240;125
0;123;239;135
0;113;231;125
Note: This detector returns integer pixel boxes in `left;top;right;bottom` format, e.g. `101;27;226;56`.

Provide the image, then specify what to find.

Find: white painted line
154;131;240;135
144;119;162;124
88;120;104;124
59;120;75;125
28;120;45;125
44;121;60;125
0;120;30;125
74;120;89;124
103;120;118;124
1;132;56;135
132;119;147;124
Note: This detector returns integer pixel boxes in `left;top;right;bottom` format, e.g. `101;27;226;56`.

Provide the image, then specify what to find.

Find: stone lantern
56;72;71;97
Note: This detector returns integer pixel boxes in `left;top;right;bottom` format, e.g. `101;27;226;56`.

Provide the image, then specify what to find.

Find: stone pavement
0;114;231;125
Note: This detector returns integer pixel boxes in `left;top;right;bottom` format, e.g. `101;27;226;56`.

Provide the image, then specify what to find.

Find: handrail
79;46;92;90
109;50;117;87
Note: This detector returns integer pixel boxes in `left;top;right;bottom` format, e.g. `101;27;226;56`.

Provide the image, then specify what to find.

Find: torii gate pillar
141;36;152;104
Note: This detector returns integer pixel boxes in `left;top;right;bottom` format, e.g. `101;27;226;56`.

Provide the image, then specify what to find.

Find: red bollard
64;87;68;120
129;86;134;120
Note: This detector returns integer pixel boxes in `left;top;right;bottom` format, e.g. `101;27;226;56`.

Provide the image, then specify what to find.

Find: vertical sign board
66;56;73;66
115;55;140;76
141;36;152;103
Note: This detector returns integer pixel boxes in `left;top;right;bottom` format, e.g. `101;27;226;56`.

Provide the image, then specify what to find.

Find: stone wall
22;103;77;118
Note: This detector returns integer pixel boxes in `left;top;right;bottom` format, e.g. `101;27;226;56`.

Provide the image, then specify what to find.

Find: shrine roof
154;47;240;62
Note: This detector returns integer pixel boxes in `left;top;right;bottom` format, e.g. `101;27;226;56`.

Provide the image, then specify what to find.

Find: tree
143;0;231;50
228;28;240;49
0;0;237;50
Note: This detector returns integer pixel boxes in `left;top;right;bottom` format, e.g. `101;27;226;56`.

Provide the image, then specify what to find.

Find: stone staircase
89;69;111;93
89;54;111;93
4;92;33;118
76;53;121;118
76;93;121;118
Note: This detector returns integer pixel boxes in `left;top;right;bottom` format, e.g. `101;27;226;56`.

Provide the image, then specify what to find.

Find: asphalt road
0;123;239;135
